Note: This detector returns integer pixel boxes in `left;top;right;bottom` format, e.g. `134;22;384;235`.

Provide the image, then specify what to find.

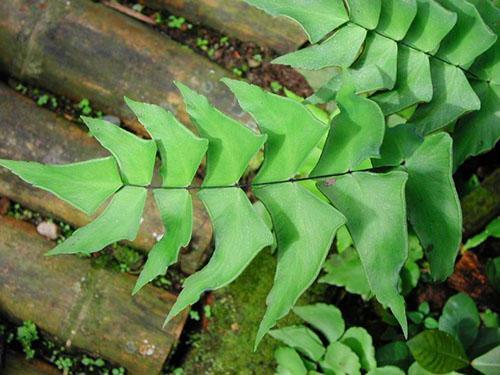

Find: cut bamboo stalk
0;83;212;273
0;216;188;374
131;0;306;53
0;0;251;136
2;352;60;375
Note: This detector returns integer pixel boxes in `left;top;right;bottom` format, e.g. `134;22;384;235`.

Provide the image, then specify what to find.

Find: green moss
181;250;328;374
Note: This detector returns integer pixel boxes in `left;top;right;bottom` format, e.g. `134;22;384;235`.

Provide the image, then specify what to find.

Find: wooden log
0;216;188;374
136;0;307;53
2;352;60;375
0;0;251;136
0;83;212;273
461;168;500;238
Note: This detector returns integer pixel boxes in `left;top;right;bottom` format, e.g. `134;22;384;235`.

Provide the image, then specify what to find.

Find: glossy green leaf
319;172;408;335
243;0;349;43
439;293;480;349
46;186;147;255
320;247;373;300
471;346;500;375
469;0;500;84
223;79;327;183
408;330;469;373
133;189;192;294
82;117;157;186
312;80;385;175
372;123;423;167
0;157;122;216
346;0;382;29
404;132;462;281
275;347;307;375
254;183;345;347
340;327;378;371
367;367;405;375
469;328;500;359
176;82;266;186
411;60;480;135
372;47;432;115
293;303;345;343
436;0;497;68
404;0;457;53
320;342;362;375
453;82;500;169
165;188;273;323
272;24;367;70
350;32;398;93
270;325;325;361
125;98;208;187
377;0;417;40
376;341;412;369
408;361;461;375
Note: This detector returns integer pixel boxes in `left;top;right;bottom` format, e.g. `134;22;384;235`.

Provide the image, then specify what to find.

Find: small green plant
54;356;74;371
196;37;209;51
82;355;106;370
77;98;93;115
167;15;187;29
16;320;39;359
270;81;283;93
464;217;500;250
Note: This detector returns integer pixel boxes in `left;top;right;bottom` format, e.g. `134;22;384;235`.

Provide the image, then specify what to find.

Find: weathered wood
0;83;212;273
137;0;307;53
0;216;188;374
461;168;500;237
2;352;60;375
0;0;250;136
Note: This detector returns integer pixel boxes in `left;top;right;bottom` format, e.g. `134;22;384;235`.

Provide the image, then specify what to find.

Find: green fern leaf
404;132;462;281
373;123;423;167
318;172;409;336
0;157;122;216
377;0;418;41
340;327;377;371
46;186;147;255
293;303;345;343
275;347;307;375
82;117;157;186
254;183;346;347
176;82;266;186
270;325;325;361
320;342;362;375
345;0;381;30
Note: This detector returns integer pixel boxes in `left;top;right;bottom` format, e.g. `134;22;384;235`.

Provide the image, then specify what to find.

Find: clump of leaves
16;320;38;359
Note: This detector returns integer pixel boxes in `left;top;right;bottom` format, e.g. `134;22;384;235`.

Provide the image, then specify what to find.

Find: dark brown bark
2;352;60;375
0;216;188;374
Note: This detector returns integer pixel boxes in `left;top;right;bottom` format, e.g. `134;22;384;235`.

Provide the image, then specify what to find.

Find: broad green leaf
0;157;122;216
82;117;157;186
469;327;500;359
254;183;346;347
346;0;382;30
275;347;307;375
404;132;462;281
411;60;480;135
436;0;497;68
377;0;418;40
372;47;432;115
468;0;500;84
165;188;273;323
408;361;461;375
340;327;377;371
318;172;408;335
320;342;361;375
312;81;385;175
367;367;405;375
336;225;353;253
404;0;457;53
272;24;367;70
133;189;192;294
270;325;325;361
372;123;423;167
439;293;480;349
320;247;373;300
453;82;500;169
472;346;500;375
376;341;411;369
223;79;327;183
46;186;147;255
243;0;349;43
350;32;398;93
176;82;266;186
124;98;208;186
293;303;346;343
407;330;469;373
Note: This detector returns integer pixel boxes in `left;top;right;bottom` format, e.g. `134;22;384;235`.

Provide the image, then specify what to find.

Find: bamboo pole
0;84;212;273
0;216;187;374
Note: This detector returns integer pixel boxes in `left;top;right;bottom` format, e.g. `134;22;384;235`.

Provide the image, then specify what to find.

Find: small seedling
16;320;39;359
168;15;186;29
77;98;93;115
